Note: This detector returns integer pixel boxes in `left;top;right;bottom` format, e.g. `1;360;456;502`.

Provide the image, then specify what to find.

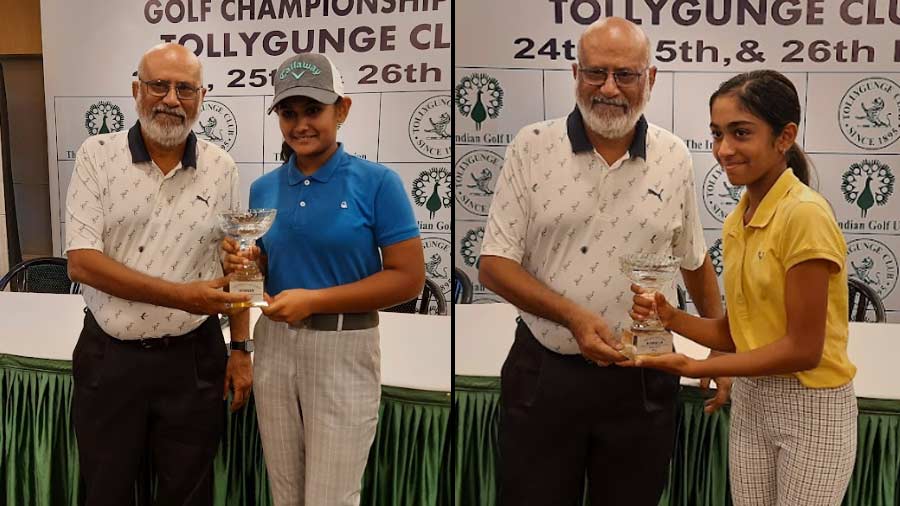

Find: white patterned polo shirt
481;110;707;354
65;122;240;339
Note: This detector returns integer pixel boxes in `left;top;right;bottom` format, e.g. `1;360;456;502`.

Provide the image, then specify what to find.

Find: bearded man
479;18;725;506
65;43;252;506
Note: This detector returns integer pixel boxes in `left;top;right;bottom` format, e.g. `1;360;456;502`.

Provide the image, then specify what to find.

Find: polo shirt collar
127;121;198;169
738;168;800;229
287;143;345;185
566;106;648;160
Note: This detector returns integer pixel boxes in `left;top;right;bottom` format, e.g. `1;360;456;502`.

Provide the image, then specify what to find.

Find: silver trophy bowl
218;209;277;308
619;253;681;356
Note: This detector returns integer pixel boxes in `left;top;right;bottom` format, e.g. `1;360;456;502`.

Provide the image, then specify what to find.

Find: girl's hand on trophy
632;352;699;377
629;284;676;327
261;289;318;323
221;237;259;274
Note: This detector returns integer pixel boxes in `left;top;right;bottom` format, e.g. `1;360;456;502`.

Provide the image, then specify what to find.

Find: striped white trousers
729;376;857;506
253;315;381;506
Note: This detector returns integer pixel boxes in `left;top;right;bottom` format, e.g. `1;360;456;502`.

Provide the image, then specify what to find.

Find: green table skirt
0;354;451;506
455;375;900;506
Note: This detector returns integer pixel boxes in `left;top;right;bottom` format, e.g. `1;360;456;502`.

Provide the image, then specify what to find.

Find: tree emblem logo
839;77;900;150
455;73;503;131
84;101;125;135
460;226;484;268
194;100;237;152
841;159;894;218
411;167;452;219
708;238;724;276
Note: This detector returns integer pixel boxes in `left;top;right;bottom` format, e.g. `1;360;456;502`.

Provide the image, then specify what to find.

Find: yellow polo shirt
722;169;856;388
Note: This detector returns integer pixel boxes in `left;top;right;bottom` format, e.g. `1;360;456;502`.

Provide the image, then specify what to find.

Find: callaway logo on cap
268;53;345;114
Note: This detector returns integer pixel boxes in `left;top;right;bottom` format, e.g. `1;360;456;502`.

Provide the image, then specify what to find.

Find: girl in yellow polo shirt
629;70;856;506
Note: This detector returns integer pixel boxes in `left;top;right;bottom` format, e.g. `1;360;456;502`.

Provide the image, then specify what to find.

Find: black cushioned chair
0;257;80;294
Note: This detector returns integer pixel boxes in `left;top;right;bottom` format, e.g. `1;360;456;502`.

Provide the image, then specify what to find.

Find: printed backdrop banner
41;0;452;306
455;0;900;321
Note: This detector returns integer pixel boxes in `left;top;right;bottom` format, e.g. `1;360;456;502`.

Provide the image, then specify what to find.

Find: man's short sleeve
65;143;105;253
779;201;845;273
671;151;707;271
480;138;530;263
373;169;420;247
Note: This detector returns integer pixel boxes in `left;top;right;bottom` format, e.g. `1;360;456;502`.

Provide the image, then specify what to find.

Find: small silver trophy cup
619;253;681;358
218;209;277;308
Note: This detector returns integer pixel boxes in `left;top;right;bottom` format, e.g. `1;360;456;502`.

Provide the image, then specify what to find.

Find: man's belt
85;308;212;349
290;312;380;331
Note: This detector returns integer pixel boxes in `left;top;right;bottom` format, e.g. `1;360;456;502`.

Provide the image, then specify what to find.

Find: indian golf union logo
841;159;894;218
847;238;898;298
84;101;125;135
703;164;743;223
409;95;451;159
411;167;452;220
194;100;237;152
459;226;484;268
423;237;452;299
455;73;503;131
839;77;900;150
708;238;724;276
455;150;503;217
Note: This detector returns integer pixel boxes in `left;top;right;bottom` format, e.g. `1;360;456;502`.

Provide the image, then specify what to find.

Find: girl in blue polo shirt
223;53;424;506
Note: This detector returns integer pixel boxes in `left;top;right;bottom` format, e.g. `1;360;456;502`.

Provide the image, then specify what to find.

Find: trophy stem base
229;279;266;309
228;300;269;309
621;329;674;359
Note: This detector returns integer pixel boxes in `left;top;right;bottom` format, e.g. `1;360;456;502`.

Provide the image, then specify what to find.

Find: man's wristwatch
229;340;254;353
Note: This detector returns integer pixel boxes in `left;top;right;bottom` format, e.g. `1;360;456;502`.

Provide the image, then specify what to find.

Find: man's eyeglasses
139;79;204;100
578;67;647;87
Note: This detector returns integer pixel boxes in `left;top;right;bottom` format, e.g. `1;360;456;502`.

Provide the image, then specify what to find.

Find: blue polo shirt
249;144;419;296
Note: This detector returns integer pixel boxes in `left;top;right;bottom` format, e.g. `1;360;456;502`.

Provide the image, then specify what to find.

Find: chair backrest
848;277;886;323
453;267;474;304
676;285;687;311
383;278;448;315
0;257;80;294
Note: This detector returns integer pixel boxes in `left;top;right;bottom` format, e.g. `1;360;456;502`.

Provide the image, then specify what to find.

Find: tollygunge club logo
703;163;744;223
409;95;451;159
839;77;900;150
847;238;898;298
194;100;237;152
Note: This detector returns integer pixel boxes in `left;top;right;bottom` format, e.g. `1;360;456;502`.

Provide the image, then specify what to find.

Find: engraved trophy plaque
218;209;277;308
618;253;681;358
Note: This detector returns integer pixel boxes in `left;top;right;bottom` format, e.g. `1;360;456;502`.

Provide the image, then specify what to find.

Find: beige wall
0;0;42;55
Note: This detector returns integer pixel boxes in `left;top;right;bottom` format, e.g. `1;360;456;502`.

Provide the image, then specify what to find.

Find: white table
455;303;900;400
0;292;451;391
